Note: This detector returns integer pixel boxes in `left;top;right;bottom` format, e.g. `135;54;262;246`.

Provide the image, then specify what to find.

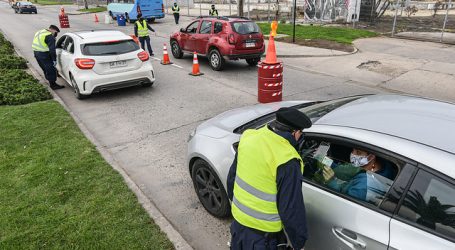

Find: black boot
50;82;64;90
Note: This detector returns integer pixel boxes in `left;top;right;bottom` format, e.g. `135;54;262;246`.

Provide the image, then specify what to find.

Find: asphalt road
2;2;454;249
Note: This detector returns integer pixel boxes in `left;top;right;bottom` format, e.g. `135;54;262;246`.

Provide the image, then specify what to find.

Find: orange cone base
189;72;204;76
160;61;173;65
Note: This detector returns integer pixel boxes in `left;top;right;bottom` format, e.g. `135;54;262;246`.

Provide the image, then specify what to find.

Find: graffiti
304;0;350;21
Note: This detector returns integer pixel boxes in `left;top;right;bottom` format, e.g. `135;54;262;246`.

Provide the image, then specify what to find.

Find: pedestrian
227;107;311;250
171;2;180;24
209;4;218;16
32;25;64;90
134;14;155;56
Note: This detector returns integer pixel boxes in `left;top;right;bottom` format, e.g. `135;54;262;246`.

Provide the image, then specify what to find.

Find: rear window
81;40;139;56
231;22;260;35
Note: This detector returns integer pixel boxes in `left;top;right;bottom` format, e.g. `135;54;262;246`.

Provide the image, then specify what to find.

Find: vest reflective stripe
232;126;304;232
136;20;148;37
172;6;180;13
209;9;218;16
32;29;51;52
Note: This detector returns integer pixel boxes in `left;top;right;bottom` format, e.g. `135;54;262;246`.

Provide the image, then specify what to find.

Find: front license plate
246;42;256;48
109;60;127;68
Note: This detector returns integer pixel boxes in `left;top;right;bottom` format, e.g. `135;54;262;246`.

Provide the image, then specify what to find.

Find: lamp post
292;0;297;43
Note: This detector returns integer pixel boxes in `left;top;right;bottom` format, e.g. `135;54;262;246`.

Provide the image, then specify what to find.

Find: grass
257;23;378;44
33;0;73;5
0;100;174;249
78;6;107;13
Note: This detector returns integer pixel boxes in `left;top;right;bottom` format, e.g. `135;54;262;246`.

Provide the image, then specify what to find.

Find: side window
214;22;223;33
186;21;199;34
56;36;67;49
199;21;212;34
397;169;455;241
300;137;401;206
63;37;74;53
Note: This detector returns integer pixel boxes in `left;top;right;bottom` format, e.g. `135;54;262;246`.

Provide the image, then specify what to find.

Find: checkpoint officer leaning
227;107;311;250
32;25;64;90
209;4;218;16
134;14;155;56
171;2;180;24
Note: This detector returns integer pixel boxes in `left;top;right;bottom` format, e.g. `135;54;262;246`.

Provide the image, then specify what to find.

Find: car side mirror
180;28;186;33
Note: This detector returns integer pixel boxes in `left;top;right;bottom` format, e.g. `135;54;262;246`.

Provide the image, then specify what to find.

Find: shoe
50;84;65;90
150;53;155;57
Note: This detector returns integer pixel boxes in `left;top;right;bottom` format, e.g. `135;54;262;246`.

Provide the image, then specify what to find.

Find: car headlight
187;128;196;142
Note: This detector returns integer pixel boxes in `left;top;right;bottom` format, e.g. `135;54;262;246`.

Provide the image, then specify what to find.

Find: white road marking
171;64;182;69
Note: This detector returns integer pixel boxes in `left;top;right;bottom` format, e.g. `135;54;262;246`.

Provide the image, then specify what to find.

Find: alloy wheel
194;167;223;210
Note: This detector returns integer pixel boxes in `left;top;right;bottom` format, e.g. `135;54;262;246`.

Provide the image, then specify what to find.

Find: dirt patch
276;37;356;52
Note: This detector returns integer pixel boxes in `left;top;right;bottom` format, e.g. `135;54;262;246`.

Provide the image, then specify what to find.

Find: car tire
71;75;88;100
246;57;260;66
208;49;225;71
191;159;230;218
171;40;183;59
149;17;155;23
18;9;22;14
141;81;154;87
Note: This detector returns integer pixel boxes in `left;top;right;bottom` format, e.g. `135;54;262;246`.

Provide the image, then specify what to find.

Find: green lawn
0;101;173;249
257;23;378;44
78;6;107;13
33;0;73;5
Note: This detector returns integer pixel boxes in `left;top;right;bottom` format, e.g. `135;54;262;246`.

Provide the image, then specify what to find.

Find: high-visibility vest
232;126;304;232
32;29;52;52
209;9;218;16
136;20;149;37
172;5;180;13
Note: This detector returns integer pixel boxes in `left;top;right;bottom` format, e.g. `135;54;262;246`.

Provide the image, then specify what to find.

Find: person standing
134;14;155;56
32;25;64;90
209;4;218;16
227;107;311;250
171;2;180;24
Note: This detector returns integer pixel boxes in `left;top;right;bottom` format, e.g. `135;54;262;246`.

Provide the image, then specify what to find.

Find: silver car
187;94;455;249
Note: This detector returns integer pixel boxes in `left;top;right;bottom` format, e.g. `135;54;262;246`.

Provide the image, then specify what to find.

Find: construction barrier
104;14;112;24
94;14;99;23
58;7;70;28
258;62;283;103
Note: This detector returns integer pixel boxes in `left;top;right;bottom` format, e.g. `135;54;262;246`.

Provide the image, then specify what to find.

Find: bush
0;55;27;69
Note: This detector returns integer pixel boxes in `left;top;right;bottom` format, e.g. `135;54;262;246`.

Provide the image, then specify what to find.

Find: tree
238;0;244;16
84;0;89;9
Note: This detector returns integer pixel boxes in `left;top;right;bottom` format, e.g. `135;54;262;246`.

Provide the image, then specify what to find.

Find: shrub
0;55;27;69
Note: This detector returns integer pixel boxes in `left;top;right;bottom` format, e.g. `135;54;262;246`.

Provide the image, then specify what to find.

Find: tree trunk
238;0;244;16
84;0;88;9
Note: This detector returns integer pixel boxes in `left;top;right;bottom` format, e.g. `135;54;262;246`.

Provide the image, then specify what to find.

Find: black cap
275;107;312;131
49;25;60;33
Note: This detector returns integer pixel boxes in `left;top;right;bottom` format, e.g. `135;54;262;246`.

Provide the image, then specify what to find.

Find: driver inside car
315;148;396;204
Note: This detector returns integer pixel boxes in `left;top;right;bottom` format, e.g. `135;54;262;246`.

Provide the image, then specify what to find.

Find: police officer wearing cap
227;107;311;250
209;5;218;16
32;25;64;90
134;14;156;56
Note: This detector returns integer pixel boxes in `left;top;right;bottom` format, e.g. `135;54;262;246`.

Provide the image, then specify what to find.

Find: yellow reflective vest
32;29;52;52
172;5;180;13
136;20;149;37
209;9;218;16
232;126;304;232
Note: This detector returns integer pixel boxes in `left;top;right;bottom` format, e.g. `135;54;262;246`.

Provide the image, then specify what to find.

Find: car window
397;169;455;241
199;21;212;34
186;21;199;34
231;22;260;34
63;36;74;54
81;40;139;56
214;22;223;33
300;137;401;207
56;36;67;49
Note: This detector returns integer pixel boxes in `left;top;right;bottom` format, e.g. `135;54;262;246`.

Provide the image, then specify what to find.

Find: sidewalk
265;39;353;57
395;32;455;45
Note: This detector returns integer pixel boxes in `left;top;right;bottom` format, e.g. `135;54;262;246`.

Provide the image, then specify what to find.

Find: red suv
170;16;264;71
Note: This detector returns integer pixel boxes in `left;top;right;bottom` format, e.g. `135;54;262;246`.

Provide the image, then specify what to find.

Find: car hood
196;101;308;139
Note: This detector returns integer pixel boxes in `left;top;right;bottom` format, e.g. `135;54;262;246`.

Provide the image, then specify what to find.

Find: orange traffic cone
160;43;172;65
189;52;203;76
94;14;99;23
265;34;277;64
60;6;65;16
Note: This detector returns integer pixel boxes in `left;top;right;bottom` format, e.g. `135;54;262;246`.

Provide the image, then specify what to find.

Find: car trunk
231;21;264;50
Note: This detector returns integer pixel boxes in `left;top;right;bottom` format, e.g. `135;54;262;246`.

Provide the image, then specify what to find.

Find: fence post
247;0;250;19
268;0;271;22
353;0;358;28
187;0;190;16
441;0;452;42
229;0;232;16
391;0;400;36
199;0;201;16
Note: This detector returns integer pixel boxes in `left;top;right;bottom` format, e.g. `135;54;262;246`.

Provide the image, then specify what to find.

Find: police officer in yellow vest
227;107;311;250
171;2;180;24
32;25;64;90
209;5;218;16
134;14;155;56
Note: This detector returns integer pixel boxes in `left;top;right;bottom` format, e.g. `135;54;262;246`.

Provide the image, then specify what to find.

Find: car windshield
231;22;260;34
81;40;139;56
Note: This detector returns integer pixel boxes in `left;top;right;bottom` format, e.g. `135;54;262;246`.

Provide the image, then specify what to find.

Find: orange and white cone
94;14;99;23
160;43;172;65
189;52;204;76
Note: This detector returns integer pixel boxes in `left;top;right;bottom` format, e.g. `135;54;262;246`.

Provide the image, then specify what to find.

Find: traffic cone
189;52;203;76
94;14;99;23
60;6;65;16
265;33;277;64
160;43;172;65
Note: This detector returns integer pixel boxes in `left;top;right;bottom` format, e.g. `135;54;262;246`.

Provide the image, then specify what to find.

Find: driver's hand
322;165;335;182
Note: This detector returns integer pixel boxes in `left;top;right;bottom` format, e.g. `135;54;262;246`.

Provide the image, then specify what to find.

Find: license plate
109;60;127;68
245;42;256;48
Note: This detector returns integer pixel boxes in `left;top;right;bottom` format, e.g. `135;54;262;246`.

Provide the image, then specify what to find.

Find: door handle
332;227;366;249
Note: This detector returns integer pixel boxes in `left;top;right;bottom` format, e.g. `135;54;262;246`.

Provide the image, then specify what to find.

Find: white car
56;30;155;99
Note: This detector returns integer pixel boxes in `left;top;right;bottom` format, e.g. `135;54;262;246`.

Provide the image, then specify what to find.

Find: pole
391;0;400;36
293;0;297;43
247;0;250;19
441;0;452;42
229;0;232;16
268;0;271;22
352;0;358;28
199;0;201;16
187;0;190;16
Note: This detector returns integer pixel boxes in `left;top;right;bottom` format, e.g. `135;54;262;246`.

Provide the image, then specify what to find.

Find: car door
55;35;67;75
194;20;212;55
59;36;75;80
182;21;199;52
299;135;404;250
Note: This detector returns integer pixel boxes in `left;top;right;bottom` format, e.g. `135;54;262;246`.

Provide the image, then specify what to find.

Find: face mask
350;153;371;167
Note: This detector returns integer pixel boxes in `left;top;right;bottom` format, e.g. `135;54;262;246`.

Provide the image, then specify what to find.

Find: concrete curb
260;46;359;58
1;29;193;250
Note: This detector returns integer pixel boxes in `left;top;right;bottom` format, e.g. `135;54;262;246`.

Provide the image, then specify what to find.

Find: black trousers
34;51;57;84
230;220;282;250
173;13;179;24
139;36;153;55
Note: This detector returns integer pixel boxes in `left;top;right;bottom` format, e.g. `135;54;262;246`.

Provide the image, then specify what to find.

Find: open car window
186;21;199;34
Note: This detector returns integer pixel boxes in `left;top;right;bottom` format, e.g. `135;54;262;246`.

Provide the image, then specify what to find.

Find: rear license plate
245;42;256;48
109;60;127;68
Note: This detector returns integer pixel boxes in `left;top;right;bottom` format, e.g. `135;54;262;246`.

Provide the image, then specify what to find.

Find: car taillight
137;51;149;61
161;4;164;13
228;34;236;45
74;58;95;69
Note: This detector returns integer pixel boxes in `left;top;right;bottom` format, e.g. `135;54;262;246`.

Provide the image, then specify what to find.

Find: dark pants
173;13;179;24
34;51;57;85
230;220;281;250
139;36;153;55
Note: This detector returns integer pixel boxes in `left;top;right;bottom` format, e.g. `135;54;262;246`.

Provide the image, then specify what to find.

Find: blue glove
53;61;57;67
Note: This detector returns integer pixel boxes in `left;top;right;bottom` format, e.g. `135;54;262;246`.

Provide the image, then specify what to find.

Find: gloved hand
53;61;57;67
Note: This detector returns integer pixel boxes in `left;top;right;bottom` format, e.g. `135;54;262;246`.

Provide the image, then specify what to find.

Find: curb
260;46;359;58
1;29;193;250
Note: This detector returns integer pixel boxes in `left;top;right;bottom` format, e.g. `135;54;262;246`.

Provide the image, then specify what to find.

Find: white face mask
350;153;371;167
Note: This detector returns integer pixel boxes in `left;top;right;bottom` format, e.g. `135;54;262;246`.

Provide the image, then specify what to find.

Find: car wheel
149;17;155;23
171;40;183;59
246;57;260;66
35;11;37;14
71;75;88;100
18;9;22;14
208;49;225;71
141;81;154;87
191;159;230;218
